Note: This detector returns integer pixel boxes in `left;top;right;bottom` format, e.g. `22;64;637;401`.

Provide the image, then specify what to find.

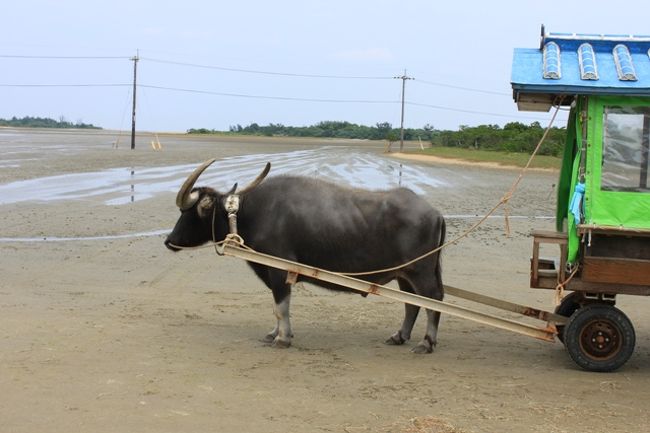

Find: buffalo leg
404;265;443;354
262;270;293;348
266;295;292;348
385;279;420;345
412;308;441;354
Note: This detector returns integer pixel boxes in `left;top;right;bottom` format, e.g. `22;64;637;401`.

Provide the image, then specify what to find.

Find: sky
2;0;650;133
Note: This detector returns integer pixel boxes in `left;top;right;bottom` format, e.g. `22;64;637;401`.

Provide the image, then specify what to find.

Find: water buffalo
165;159;446;353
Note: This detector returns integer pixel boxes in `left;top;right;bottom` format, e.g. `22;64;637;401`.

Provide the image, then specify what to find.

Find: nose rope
224;194;241;236
211;197;245;256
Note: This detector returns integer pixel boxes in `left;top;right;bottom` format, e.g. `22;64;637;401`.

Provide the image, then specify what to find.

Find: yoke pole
221;244;556;342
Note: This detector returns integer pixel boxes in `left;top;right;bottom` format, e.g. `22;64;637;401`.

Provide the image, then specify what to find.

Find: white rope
173;99;564;277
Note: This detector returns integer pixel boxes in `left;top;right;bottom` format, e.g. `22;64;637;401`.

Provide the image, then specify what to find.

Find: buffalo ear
227;183;238;195
197;195;215;218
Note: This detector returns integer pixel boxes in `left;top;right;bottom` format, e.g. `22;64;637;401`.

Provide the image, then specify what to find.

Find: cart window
602;106;650;192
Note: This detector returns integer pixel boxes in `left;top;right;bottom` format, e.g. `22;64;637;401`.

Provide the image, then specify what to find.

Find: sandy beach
1;129;648;433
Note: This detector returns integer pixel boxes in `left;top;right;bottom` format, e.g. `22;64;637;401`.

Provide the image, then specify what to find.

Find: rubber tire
564;304;635;372
554;292;581;344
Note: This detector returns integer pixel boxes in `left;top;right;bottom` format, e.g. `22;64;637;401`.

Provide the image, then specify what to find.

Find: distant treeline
0;116;101;129
189;121;415;141
188;120;566;156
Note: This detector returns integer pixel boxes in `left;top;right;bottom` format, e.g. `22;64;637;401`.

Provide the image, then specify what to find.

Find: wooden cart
514;27;650;371
183;28;650;373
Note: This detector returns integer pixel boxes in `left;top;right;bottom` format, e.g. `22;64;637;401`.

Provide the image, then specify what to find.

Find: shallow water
0;147;452;206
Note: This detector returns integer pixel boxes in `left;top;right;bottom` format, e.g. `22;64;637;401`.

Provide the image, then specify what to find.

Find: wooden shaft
222;244;556;342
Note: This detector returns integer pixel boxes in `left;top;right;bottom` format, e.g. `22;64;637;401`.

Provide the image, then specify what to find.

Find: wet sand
1;129;649;433
390;151;557;172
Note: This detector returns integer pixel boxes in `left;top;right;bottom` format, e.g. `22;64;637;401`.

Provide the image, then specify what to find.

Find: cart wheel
564;304;635;372
554;292;581;344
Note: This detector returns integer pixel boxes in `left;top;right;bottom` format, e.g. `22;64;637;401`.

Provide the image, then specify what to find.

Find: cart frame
219;242;561;343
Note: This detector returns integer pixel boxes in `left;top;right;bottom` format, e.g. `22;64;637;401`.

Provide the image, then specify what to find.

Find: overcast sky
2;1;649;133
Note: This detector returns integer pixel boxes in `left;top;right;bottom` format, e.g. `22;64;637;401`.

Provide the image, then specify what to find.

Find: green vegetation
418;146;561;169
188;120;566;158
433;122;565;157
0;116;101;129
189;121;436;142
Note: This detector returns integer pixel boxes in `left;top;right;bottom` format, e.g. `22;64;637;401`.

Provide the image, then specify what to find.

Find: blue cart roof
512;27;650;111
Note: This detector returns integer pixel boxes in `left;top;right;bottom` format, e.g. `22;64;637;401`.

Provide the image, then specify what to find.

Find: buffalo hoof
261;333;277;344
272;338;292;349
410;344;434;354
411;336;436;354
384;331;407;346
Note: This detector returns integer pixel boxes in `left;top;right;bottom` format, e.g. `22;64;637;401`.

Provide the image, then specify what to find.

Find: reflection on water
0;148;451;206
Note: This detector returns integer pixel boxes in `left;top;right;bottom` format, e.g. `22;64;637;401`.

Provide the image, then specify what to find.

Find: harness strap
224;194;241;235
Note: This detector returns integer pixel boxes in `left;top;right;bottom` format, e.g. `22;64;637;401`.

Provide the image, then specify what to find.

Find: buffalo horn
176;158;217;210
236;162;271;195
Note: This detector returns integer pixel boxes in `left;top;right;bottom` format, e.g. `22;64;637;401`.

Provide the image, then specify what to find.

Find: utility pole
393;70;413;152
130;51;139;150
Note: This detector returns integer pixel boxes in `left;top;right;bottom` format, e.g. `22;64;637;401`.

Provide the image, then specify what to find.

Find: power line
406;101;554;121
0;53;511;95
0;54;130;60
0;50;545;123
414;78;511;96
0;83;129;87
0;81;547;120
139;57;394;80
139;84;400;104
0;81;394;102
143;84;548;121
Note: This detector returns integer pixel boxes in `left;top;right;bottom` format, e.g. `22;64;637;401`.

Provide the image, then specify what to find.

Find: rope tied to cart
554;263;580;306
337;96;565;276
171;97;565;278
